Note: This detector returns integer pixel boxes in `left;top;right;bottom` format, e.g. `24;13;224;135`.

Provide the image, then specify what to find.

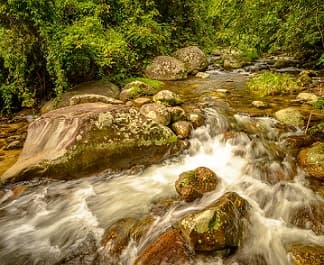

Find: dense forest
0;0;323;113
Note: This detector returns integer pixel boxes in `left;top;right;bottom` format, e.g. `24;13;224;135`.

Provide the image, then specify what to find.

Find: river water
0;70;323;265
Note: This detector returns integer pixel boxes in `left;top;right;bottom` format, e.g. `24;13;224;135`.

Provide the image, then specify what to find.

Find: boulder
174;46;208;73
140;103;171;126
120;81;159;102
171;121;193;139
134;229;191;265
1;103;177;183
196;72;210;79
287;244;324;265
153;90;183;106
178;192;250;251
223;56;245;70
274;107;304;127
175;167;220;202
298;142;324;180
145;56;187;81
40;80;120;114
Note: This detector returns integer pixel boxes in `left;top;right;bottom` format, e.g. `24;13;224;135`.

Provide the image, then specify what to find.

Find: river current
0;70;323;265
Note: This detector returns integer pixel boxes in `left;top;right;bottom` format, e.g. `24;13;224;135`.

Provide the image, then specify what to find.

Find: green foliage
312;99;324;112
248;71;297;97
0;0;322;113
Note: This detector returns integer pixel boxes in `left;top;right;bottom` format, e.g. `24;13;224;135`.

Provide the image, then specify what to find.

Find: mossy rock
1;103;177;183
274;107;304;127
298;142;324;181
174;46;208;73
178;192;250;251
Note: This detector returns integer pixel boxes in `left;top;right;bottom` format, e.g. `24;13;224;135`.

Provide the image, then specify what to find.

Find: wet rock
101;218;138;263
168;106;186;122
150;197;178;216
178;192;250;251
171;121;193;139
174;46;208;74
1;103;177;183
296;93;318;104
40;80;120;114
252;101;269;109
223;56;245;70
153;90;183;106
187;112;205;128
130;216;155;243
287;244;324;265
4;140;23;150
134;229;191;265
298;142;324;181
308;122;324;139
140;103;171;126
132;97;152;107
196;72;210;79
69;94;123;105
145;56;187;81
274;107;304;127
55;233;98;265
289;202;324;235
175;167;220;202
120;81;159;102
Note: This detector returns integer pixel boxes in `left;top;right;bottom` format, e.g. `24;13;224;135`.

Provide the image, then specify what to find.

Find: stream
0;66;323;265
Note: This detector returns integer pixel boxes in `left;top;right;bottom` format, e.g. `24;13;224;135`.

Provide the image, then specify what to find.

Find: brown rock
135;229;191;265
171;121;193;139
178;192;250;251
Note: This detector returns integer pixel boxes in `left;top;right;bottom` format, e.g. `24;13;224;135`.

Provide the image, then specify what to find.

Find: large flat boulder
40;80;120;114
1;103;177;183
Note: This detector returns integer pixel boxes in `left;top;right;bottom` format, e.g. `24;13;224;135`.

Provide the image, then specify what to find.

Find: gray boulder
145;56;187;81
174;46;208;73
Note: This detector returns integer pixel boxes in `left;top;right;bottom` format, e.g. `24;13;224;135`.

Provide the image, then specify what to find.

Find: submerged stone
287;244;324;265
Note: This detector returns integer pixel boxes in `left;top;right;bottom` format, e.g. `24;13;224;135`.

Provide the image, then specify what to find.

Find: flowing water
0;70;323;265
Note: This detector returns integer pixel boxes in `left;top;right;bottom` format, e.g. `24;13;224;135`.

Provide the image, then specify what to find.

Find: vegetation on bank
248;71;298;97
0;0;323;113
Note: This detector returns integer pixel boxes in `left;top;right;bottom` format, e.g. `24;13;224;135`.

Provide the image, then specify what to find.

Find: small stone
171;121;192;139
168;106;186;122
153;90;183;106
252;100;269;109
187;112;205;128
196;72;210;79
216;89;230;94
132;97;152;107
296;92;319;103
